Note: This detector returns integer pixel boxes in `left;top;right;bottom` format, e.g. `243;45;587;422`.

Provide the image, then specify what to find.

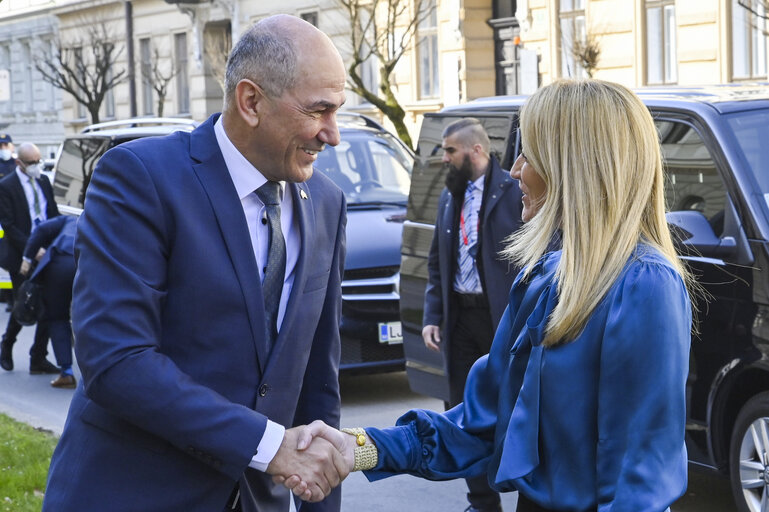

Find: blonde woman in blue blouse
283;79;695;512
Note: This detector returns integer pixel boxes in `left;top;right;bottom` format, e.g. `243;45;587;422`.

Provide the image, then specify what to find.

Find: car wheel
730;391;769;512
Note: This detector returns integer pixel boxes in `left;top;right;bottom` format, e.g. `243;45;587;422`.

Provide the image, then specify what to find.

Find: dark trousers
41;255;76;369
3;270;49;362
447;294;500;511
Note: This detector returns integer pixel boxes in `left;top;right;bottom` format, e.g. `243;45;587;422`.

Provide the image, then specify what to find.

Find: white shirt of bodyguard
214;116;300;478
15;166;48;226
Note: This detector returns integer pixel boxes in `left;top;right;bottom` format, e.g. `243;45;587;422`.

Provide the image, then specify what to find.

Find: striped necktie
28;176;41;217
256;181;286;350
457;182;481;292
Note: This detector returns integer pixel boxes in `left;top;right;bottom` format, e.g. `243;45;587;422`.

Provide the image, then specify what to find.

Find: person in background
20;215;78;388
286;79;696;512
0;133;15;179
422;118;523;512
44;14;349;512
0;142;59;374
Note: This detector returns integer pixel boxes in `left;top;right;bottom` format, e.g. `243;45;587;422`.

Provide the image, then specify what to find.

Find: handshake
266;420;372;502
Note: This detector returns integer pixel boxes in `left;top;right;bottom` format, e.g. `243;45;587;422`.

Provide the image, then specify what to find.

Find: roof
440;83;769;115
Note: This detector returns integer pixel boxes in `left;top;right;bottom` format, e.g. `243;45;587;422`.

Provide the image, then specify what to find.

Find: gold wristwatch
341;427;378;471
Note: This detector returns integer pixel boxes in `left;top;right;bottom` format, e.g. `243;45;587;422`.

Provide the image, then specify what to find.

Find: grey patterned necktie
256;181;286;349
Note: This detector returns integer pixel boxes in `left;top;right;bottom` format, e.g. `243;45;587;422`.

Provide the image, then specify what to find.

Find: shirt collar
15;167;31;183
214;116;285;202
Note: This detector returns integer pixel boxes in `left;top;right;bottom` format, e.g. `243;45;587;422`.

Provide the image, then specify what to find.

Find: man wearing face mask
0;134;14;179
0;142;59;374
422;118;523;512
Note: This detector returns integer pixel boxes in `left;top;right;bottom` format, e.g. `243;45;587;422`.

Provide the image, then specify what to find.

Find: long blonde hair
502;79;693;347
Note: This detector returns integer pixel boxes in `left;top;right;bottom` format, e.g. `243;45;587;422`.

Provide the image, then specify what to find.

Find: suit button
259;384;269;397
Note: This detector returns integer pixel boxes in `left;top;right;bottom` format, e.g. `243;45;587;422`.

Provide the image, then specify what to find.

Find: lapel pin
300;189;308;200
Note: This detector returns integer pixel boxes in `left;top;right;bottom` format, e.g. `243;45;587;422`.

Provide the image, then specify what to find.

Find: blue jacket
24;215;77;281
367;245;691;512
423;156;522;356
44;114;346;512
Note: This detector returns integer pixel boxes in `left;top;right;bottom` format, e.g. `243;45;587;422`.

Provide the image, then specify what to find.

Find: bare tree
571;33;601;78
338;0;436;149
141;45;181;117
36;22;126;124
203;28;230;95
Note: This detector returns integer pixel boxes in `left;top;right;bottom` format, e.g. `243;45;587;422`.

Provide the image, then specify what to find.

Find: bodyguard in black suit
0;142;59;374
422;118;523;512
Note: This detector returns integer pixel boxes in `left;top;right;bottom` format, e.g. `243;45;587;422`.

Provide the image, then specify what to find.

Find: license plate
378;321;403;344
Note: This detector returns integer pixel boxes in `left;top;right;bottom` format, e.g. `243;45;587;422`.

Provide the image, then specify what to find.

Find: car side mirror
666;210;737;257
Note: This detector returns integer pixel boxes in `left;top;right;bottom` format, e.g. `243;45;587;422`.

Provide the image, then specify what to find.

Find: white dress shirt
213;117;298;480
16;167;48;226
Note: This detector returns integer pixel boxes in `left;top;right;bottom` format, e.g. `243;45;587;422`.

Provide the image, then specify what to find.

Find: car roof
72;117;199;139
439;83;769;115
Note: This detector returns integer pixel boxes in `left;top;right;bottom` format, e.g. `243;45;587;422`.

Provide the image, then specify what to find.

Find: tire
730;391;769;512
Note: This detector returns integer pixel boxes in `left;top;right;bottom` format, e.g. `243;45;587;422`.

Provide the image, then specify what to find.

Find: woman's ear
235;79;264;128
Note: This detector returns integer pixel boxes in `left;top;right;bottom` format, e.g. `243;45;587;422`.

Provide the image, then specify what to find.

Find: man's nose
318;114;341;147
441;152;450;164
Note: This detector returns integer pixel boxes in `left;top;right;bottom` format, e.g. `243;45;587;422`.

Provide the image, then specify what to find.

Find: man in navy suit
422;119;523;512
45;15;349;512
0;142;59;374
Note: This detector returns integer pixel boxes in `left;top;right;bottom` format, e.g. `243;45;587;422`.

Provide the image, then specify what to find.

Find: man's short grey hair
442;118;490;153
224;20;298;104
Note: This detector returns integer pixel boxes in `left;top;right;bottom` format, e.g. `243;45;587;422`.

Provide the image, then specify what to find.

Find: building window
300;11;318;27
74;47;87;119
559;0;586;79
417;0;439;99
175;33;190;115
732;0;767;79
105;68;115;119
646;0;677;84
140;38;153;115
0;45;10;112
22;41;34;111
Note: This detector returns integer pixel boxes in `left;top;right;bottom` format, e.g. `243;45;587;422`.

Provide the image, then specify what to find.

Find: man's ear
235;79;265;129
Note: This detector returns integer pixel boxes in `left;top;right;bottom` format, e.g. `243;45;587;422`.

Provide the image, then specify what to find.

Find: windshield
725;108;769;200
314;131;413;205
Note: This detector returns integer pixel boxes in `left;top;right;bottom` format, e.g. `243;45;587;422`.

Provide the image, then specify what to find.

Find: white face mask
0;149;11;160
25;163;42;180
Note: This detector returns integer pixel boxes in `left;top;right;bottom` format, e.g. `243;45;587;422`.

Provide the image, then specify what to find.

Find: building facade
1;0;766;150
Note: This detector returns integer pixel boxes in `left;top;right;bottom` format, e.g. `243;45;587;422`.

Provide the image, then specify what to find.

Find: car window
53;137;112;209
315;131;413;205
724;108;769;208
407;113;516;225
657;119;727;237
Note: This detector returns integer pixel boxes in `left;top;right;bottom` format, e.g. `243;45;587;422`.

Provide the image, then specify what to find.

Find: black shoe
29;358;59;375
0;340;12;371
464;506;503;512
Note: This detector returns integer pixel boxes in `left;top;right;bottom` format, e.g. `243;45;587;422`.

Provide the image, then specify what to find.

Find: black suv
400;85;769;511
53;113;413;372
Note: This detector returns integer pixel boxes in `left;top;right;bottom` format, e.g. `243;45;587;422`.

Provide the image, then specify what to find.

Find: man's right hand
422;325;441;352
266;423;350;502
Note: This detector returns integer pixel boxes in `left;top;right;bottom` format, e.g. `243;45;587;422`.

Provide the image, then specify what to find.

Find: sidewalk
0;307;76;436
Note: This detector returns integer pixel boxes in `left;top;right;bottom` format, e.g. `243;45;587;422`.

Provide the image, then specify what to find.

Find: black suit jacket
0;170;59;272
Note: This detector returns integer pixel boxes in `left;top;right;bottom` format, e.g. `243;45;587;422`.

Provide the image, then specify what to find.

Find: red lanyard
460;201;480;246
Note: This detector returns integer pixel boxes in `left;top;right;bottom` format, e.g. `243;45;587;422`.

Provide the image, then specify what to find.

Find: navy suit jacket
24;215;77;281
0;171;59;272
44;114;346;512
423;156;523;364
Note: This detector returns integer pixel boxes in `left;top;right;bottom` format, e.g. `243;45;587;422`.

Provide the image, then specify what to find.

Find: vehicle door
400;112;518;400
654;110;757;469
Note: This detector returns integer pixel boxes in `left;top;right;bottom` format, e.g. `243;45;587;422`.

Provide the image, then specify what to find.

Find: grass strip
0;413;57;512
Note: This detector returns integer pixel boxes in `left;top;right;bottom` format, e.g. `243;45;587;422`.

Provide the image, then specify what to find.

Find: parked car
53;113;412;373
399;84;769;512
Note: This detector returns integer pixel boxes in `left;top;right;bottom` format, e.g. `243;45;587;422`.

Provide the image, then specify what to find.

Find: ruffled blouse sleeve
595;259;691;511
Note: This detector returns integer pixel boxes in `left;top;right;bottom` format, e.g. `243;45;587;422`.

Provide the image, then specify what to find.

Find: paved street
0;306;736;511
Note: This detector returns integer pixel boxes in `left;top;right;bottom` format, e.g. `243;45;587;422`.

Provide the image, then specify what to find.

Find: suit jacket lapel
189;115;269;373
482;158;513;226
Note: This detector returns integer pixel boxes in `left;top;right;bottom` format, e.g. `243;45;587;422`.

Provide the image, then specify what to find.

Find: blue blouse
365;245;691;512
